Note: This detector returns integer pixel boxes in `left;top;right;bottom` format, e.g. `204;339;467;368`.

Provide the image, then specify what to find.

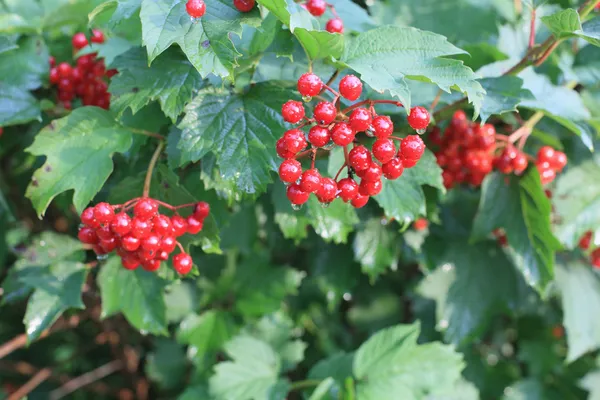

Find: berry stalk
143;141;165;198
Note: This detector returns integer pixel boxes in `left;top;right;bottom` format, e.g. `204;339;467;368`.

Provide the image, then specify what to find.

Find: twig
49;360;123;400
7;368;52;400
429;89;443;113
128;128;164;141
143;141;165;198
528;7;536;50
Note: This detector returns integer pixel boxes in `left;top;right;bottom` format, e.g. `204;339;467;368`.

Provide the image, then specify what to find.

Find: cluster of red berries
185;0;254;18
277;72;430;208
77;198;210;275
48;30;116;110
535;146;567;185
303;0;344;33
579;231;600;269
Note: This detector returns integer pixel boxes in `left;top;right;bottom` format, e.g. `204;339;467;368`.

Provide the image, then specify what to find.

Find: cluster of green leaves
1;0;600;399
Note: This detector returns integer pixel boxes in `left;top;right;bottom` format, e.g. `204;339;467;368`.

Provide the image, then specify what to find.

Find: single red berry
78;227;99;244
49;56;56;67
316;177;338;203
349;108;372;132
313;102;337;125
100;237;118;253
234;0;255;12
142;234;161;252
187;216;204;234
351;193;369;208
122;235;141;252
131;218;153;239
537;162;556;185
337;178;359;202
279;159;303;183
173;253;193;274
326;18;344;33
579;231;592;250
72;33;88;50
276;137;296;159
282;100;305;124
402;157;419;168
77;54;94;71
161;236;177;253
372;138;396;164
49;67;59;84
96;225;114;241
91;29;105;44
186;0;206;18
142;259;161;272
300;169;322;193
153;214;173;236
537;146;555;164
401;135;425;161
121;255;140;270
552;151;567;171
339;75;362;101
305;0;326;16
512;152;528;174
106;69;118;78
287;183;310;205
359;179;382;196
157;250;169;261
372;116;393;138
92;61;106;77
494;153;513;174
362;162;383;182
193;202;210;220
134;198;158;220
349;145;372;171
94;202;114;224
331;122;355;146
442;170;455;189
137;248;156;262
407;106;430;130
414;218;428;231
81;207;99;228
308;126;331;148
171;215;188;237
297;73;323;97
58;78;73;92
71;67;83;83
57;62;73;79
282;129;307;154
382;158;404;180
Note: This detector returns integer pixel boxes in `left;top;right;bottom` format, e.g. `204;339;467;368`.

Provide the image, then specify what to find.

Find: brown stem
334;162;347;181
341;100;403;115
128;128;164;141
143;141;164;198
429;89;443;113
7;368;52;400
49;360;123;400
528;7;536;50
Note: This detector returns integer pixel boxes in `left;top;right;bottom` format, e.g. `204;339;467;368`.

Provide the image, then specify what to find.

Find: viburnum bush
1;0;600;399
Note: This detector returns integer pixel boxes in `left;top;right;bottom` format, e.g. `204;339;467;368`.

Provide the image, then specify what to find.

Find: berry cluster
304;0;344;33
77;198;210;275
48;30;116;111
185;0;254;19
535;146;567;185
278;72;430;208
579;231;600;269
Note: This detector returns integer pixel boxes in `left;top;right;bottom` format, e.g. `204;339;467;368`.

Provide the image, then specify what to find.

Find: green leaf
0;35;19;54
25;107;133;217
542;10;600;46
98;256;168;335
177;83;295;195
177;310;235;356
178;385;211;400
309;378;335;400
78;37;135;67
23;261;88;342
140;0;260;78
145;339;187;389
426;379;479;400
89;0;142;29
309;352;354;399
553;160;600;248
0;83;41;126
471;171;561;293
353;219;398;280
109;47;204;123
0;36;49;91
374;150;445;223
342;25;485;114
209;335;281;400
479;76;534;123
556;261;600;362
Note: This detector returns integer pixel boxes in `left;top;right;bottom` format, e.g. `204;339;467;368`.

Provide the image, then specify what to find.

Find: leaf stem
128;128;164;141
429;89;443;113
528;7;536;50
289;379;322;391
143;141;164;198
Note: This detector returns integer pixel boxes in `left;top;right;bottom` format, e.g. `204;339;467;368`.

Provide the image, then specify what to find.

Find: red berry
100;237;118;253
234;0;255;12
308;126;331;148
96;225;114;241
300;169;322;193
134;198;158;220
276;137;296;159
414;218;428;231
316;177;338;203
282;129;307;154
537;146;555;164
305;0;326;16
537;162;556;185
81;207;99;228
362;163;383;182
142;234;161;252
193;202;210;220
351;193;369;208
331;122;355;146
282;100;305;124
142;259;161;272
72;33;88;50
187;216;204;234
372;116;393;138
359;179;382;196
279;159;303;183
122;235;141;252
382;158;404;180
121;255;140;270
400;135;425;161
161;236;177;253
552;151;567;171
349;145;372;171
580;231;592;250
494;153;513;174
512;152;528;174
339;75;362;101
297;73;323;97
349;108;372;132
94;202;114;224
171;215;188;237
407;106;430;130
287;183;310;205
442;170;455;189
92;61;106;77
186;0;206;18
153;214;173;236
173;253;193;274
57;62;73;79
78;227;99;244
337;178;359;202
131;218;153;239
91;29;105;44
49;68;59;84
49;56;56;67
137;248;156;262
402;157;419;168
372;138;396;164
326;18;344;33
77;55;93;71
313;102;337;125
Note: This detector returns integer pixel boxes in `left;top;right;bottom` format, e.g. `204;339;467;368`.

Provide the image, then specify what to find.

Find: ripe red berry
122;235;141;252
142;234;161;252
339;75;362;101
537;162;556;185
49;68;59;84
331;122;355;146
57;62;73;79
372;138;396;164
161;236;177;253
92;61;106;77
100;237;118;252
186;0;206;18
402;157;419;168
58;78;73;92
442;170;455;189
382;158;404;180
407;106;430;130
49;56;56;67
140;259;160;272
282;100;305;124
91;29;105;44
351;193;369;208
81;207;99;228
234;0;255;12
349;108;372;132
194;202;210;220
400;135;425;161
173;253;194;274
282;129;307;154
300;169;322;193
362;163;383;182
552;151;567;171
78;227;99;244
297;73;323;97
316;177;338;203
72;33;88;50
96;225;114;241
313;102;337;125
77;54;94;71
537;146;555;164
121;255;140;270
153;214;173;236
414;218;428;231
277;137;296;159
326;18;344;33
372;116;394;138
171;215;188;237
131;218;153;239
308;126;331;148
337;178;359;202
512;152;528;174
349;145;372;171
133;198;158;221
279;159;302;183
187;216;204;234
94;202;114;224
579;231;592;250
359;179;382;196
287;183;310;205
305;0;326;16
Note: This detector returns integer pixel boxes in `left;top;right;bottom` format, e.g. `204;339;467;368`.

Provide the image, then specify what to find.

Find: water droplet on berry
97;254;109;261
323;143;335;151
291;203;303;211
302;95;312;102
365;126;375;137
416;128;426;135
190;16;199;24
320;202;330;209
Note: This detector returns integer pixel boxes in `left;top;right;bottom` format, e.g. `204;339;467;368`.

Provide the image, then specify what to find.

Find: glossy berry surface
326;18;344;33
297;73;323;97
300;169;322;193
186;0;206;18
308;126;331;147
401;135;425;161
407;106;430;130
313;102;337;125
339;75;362;101
372;139;396;164
173;253;193;274
279;159;302;183
349;145;372;171
349;108;372;132
372;116;394;138
305;0;327;16
72;33;88;49
282;100;305;124
331;123;355;146
287;183;310;205
233;0;255;12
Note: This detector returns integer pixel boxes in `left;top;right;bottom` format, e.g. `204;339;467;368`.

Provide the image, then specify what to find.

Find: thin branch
128;128;164;141
429;89;443;113
49;360;123;400
143;141;165;198
7;368;52;400
528;7;537;50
